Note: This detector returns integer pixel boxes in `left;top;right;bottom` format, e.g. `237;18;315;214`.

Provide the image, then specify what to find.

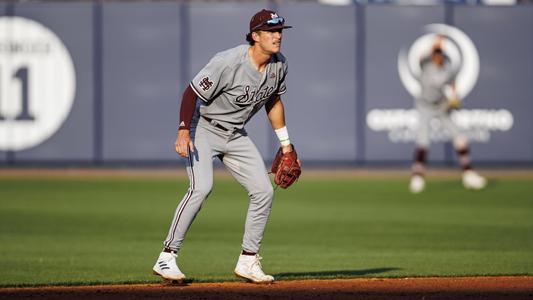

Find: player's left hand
272;144;301;189
281;144;301;167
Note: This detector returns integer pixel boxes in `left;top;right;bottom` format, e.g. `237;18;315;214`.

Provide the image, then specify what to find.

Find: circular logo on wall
0;16;76;151
398;23;479;100
367;23;513;144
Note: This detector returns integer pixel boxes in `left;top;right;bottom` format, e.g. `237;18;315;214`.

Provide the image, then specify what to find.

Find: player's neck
248;46;272;73
432;59;444;68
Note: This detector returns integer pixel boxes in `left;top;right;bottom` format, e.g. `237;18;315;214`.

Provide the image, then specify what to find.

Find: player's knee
193;182;213;199
416;138;430;149
264;184;274;200
261;184;274;198
453;135;469;150
253;184;274;203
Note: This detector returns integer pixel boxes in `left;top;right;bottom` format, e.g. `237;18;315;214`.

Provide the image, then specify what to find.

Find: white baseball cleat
409;175;425;193
234;254;274;284
153;251;186;283
462;170;487;190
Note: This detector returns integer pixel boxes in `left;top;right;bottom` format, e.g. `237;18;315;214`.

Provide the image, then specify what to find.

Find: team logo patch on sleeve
199;77;213;91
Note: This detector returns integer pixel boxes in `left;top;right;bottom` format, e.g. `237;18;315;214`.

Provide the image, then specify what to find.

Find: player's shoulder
212;44;249;66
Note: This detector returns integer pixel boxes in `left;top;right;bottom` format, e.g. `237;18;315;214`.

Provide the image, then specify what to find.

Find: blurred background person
409;35;487;193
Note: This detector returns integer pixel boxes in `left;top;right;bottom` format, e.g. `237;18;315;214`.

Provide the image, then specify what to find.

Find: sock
412;147;427;176
163;247;177;254
456;147;472;171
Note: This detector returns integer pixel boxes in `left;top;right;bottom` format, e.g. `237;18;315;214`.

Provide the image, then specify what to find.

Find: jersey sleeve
190;56;230;102
448;64;460;83
440;64;456;87
276;58;288;95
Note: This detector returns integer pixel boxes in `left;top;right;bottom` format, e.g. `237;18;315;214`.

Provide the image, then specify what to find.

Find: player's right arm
176;54;230;157
433;35;444;50
175;86;197;158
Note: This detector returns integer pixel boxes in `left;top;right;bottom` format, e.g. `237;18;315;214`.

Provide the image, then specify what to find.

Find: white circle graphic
0;17;76;151
398;24;479;100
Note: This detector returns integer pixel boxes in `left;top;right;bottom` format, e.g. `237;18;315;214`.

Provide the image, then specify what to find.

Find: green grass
0;174;532;286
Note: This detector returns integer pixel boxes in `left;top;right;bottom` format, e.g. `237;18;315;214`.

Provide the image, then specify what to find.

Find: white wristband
275;126;291;146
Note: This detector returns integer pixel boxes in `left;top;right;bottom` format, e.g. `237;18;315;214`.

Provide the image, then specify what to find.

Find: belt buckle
202;115;229;132
212;120;228;131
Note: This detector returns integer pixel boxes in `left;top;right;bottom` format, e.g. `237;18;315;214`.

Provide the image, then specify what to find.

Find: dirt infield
1;277;532;300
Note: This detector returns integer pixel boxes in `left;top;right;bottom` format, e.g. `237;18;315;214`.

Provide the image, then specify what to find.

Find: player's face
432;52;445;66
255;29;283;54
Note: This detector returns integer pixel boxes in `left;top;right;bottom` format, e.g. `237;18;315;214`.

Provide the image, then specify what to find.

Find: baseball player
152;9;294;284
409;36;486;193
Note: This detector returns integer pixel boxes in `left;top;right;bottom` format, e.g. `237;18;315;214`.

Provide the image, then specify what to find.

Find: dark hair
432;48;444;55
246;32;255;45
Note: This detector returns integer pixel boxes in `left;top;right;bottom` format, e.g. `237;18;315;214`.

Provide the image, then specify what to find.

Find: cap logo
270;13;279;19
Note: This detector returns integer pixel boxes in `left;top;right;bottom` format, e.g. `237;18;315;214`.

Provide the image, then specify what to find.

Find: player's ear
252;31;261;43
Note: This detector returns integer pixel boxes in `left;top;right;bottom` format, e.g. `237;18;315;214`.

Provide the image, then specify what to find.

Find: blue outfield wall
0;3;532;165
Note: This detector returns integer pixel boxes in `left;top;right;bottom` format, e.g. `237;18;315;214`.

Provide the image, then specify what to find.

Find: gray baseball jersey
163;44;288;254
416;59;456;106
414;59;461;147
190;44;288;130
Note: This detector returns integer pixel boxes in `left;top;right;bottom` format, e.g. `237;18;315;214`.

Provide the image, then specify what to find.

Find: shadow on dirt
274;267;401;279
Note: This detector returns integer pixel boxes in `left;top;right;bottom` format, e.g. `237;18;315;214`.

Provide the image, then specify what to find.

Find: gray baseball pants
415;100;461;148
163;117;274;253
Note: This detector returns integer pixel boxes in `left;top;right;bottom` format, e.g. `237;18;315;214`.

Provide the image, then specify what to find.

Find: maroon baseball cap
249;9;292;33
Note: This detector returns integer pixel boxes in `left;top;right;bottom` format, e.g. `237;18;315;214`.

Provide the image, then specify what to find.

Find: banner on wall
0;16;76;151
367;23;514;144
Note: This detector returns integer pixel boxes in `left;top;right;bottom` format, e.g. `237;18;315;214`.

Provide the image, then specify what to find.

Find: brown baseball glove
271;145;301;189
447;97;461;110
